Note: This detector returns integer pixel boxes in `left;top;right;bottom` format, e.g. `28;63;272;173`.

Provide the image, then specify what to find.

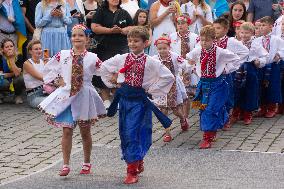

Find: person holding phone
66;0;85;37
83;0;99;28
35;0;71;57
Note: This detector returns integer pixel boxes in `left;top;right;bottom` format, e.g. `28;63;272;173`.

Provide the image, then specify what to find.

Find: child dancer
186;25;240;149
170;15;199;121
99;26;174;184
254;16;284;118
38;24;106;176
213;17;249;130
232;22;268;125
152;35;189;142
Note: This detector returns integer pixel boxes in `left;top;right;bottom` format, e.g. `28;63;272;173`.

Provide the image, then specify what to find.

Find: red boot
199;131;216;149
180;118;189;131
243;111;253;125
137;160;144;174
265;103;277;118
255;105;267;117
230;107;241;124
124;162;139;184
222;120;231;131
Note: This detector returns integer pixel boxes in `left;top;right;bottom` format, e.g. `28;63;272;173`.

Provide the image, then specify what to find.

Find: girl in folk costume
170;15;199;120
212;17;249;130
152;35;189;142
231;22;269;125
186;25;240;149
253;16;284;118
99;26;174;184
38;24;106;176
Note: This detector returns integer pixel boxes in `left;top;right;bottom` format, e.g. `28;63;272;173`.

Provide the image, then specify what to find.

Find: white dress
120;0;139;19
39;50;106;125
180;1;213;34
98;52;175;106
149;3;176;56
152;51;188;106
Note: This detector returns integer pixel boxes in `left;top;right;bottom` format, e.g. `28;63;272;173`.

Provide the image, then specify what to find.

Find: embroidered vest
200;45;217;78
215;36;229;49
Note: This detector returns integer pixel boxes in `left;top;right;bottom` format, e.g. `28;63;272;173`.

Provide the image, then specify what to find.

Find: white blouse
180;2;213;34
23;59;45;89
186;46;241;78
98;53;175;100
272;15;283;36
169;32;199;55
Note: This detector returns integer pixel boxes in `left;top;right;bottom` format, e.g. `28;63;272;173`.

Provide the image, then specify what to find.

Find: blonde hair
200;25;215;39
240;22;255;32
42;0;65;9
27;40;42;52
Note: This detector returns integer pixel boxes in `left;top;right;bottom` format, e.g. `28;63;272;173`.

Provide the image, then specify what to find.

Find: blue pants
225;73;235;113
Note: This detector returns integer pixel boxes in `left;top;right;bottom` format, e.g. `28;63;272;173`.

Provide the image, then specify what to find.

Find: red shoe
163;133;172;142
199;131;216;149
137;160;144;174
80;164;91;174
222;121;231;131
265;103;277;118
230;107;241;124
59;166;70;176
243;111;253;125
124;162;139;184
180;118;189;131
255;105;267;117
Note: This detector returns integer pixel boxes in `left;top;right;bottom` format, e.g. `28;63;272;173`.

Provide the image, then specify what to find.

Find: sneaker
103;100;111;109
15;96;23;104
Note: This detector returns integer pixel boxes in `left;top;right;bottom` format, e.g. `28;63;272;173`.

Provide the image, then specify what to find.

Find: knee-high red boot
265;103;277;118
243;111;253;125
124;161;139;184
137;160;144;174
230;107;241;124
199;131;216;149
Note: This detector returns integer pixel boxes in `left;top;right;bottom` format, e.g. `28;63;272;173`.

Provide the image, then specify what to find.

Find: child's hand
273;53;281;63
110;73;118;84
55;77;66;87
254;59;260;67
188;60;196;65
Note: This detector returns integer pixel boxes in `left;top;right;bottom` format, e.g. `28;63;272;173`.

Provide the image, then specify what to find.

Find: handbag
33;28;42;40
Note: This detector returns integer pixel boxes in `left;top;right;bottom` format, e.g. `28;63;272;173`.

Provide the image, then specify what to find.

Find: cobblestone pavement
1;103;284;184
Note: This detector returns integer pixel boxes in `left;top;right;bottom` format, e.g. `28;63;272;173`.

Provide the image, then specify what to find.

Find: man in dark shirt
247;0;280;22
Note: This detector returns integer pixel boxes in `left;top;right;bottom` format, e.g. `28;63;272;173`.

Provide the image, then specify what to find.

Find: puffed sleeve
251;41;269;68
35;2;53;28
228;38;249;68
43;52;62;84
221;49;241;73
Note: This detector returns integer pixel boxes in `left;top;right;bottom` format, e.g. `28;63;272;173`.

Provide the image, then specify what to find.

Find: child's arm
221;49;241;73
251;41;269;68
275;37;284;62
43;52;62;84
228;38;249;67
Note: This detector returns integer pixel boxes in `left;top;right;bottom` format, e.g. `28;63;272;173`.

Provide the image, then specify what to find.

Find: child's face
71;29;87;49
128;36;148;54
254;22;261;37
235;26;242;40
177;21;189;33
30;44;43;59
213;23;228;39
240;28;253;42
138;12;147;26
260;22;273;36
200;36;214;50
156;43;170;58
2;41;15;57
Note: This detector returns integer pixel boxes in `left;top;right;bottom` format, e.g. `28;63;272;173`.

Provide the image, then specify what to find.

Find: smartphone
43;49;49;59
55;4;62;9
70;9;78;16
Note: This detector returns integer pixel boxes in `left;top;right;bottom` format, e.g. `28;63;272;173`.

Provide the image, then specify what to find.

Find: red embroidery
54;52;61;62
95;58;102;69
262;35;271;52
243;40;252;49
200;45;217;78
178;32;190;59
124;53;147;87
214;36;229;49
177;55;185;64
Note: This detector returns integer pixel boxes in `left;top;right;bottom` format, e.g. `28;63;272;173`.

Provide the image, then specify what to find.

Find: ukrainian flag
0;0;27;54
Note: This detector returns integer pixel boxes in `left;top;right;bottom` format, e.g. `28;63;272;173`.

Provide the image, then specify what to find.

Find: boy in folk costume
38;24;106;176
170;15;199;123
232;22;269;125
152;35;189;142
254;16;284;118
213;18;249;130
186;25;240;149
99;26;174;184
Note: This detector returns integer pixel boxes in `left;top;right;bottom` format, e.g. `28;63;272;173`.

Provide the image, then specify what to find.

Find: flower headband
154;35;171;46
176;16;191;25
233;21;244;28
72;24;92;36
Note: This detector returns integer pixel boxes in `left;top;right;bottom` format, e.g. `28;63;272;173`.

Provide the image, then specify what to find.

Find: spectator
35;0;72;57
0;38;25;104
23;40;47;108
227;1;247;37
121;0;139;19
66;0;85;37
181;0;213;34
149;0;179;55
247;0;277;22
205;0;229;19
91;0;133;108
133;9;152;53
82;0;100;28
0;0;27;54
